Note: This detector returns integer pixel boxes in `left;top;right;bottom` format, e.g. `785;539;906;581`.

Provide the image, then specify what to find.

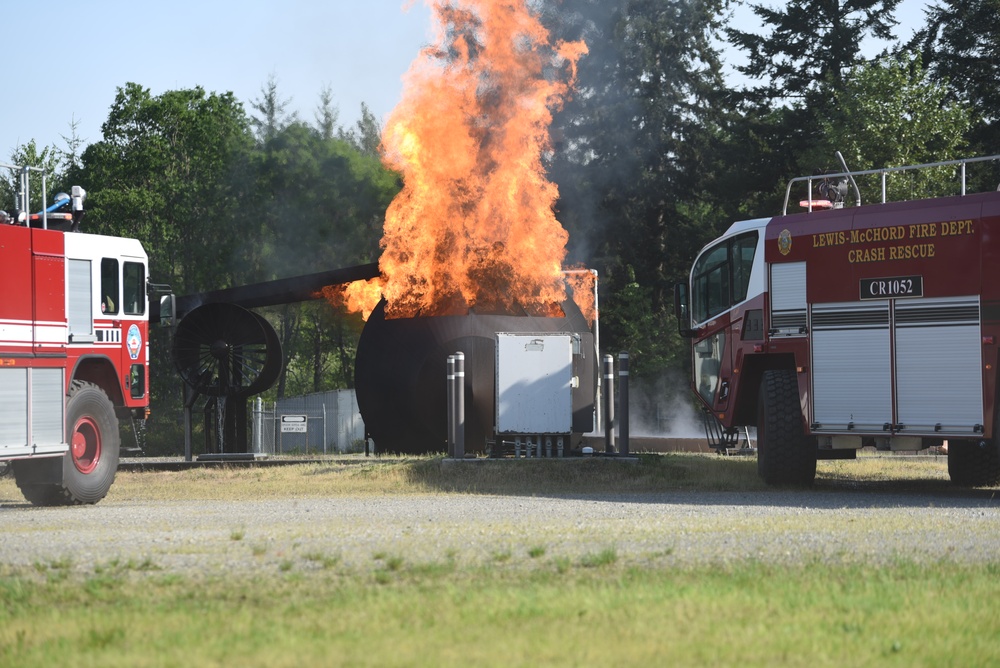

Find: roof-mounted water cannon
817;175;848;208
789;151;865;213
26;185;85;230
798;174;843;211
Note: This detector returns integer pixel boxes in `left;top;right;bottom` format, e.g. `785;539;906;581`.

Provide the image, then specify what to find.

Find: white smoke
625;370;704;439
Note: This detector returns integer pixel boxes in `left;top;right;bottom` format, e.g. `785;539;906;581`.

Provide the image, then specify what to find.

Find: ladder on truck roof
782;153;1000;215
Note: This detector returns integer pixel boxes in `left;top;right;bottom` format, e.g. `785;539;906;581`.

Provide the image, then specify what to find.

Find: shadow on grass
390;453;1000;509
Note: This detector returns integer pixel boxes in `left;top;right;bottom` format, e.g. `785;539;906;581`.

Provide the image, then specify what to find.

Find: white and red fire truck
676;155;1000;486
1;165;163;505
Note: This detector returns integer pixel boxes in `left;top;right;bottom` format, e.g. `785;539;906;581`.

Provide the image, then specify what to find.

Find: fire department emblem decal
126;324;142;360
778;229;793;256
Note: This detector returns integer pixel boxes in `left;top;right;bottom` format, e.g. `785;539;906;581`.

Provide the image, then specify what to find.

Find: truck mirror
673;282;694;338
159;294;176;328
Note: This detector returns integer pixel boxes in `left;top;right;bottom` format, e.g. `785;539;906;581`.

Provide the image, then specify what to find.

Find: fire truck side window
123;262;145;315
731;233;758;304
691;232;759;324
130;364;145;399
101;258;119;315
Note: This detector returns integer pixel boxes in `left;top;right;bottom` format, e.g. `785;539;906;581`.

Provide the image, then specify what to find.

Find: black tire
757;369;816;486
948;439;1000;487
13;381;120;506
11;469;63;506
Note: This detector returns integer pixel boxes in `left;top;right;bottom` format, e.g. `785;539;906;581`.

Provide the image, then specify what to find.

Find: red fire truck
1;165;163;505
676;155;1000;486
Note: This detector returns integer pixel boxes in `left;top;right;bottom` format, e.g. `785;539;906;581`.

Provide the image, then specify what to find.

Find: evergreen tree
727;0;902;103
339;102;382;158
314;85;341;141
250;74;297;143
909;0;1000;164
546;0;730;376
719;0;906;217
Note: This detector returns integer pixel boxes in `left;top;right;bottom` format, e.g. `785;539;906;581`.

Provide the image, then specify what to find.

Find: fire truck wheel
756;369;816;486
11;468;63;506
58;381;120;505
947;438;1000;487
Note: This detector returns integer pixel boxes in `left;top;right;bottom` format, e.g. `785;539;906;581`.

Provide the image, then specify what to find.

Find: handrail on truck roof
1;162;49;228
782;154;1000;216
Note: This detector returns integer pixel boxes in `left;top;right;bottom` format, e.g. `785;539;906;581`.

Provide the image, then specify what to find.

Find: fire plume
340;0;588;320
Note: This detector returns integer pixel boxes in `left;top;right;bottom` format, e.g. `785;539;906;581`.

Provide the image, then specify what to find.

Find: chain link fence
251;390;365;455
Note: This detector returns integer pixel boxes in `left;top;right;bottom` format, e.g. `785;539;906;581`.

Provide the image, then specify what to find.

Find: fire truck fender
69;355;126;407
732;353;796;427
12;381;120;505
948;373;1000;486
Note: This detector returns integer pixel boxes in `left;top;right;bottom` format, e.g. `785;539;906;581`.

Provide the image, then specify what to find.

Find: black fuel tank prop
354;299;596;454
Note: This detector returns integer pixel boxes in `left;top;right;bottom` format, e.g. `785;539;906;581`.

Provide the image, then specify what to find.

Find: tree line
2;0;997;452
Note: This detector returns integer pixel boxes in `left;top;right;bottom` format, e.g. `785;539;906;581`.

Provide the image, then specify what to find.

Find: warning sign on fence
280;415;308;433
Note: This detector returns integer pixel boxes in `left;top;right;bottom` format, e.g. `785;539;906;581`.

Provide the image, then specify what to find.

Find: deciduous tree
811;53;970;203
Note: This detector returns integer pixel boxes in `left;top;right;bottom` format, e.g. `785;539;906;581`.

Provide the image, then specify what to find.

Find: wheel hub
71;416;101;474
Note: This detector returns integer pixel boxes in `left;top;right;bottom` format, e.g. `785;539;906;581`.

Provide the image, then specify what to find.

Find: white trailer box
495;333;576;434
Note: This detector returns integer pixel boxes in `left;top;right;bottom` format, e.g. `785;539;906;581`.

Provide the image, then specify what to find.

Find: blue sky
3;0;928;164
3;0;434;160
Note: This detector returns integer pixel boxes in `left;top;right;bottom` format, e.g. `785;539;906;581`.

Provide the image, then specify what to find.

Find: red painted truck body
1;178;157;504
678;156;1000;486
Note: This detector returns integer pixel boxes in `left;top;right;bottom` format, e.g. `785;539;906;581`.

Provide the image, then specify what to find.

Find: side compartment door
770;262;807;338
31;229;67;355
895;296;982;434
811;301;892;431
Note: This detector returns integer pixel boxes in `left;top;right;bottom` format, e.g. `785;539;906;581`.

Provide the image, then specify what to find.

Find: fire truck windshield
691;231;759;324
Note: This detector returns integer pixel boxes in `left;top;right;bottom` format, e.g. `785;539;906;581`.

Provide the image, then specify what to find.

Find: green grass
2;561;999;666
1;453;997;666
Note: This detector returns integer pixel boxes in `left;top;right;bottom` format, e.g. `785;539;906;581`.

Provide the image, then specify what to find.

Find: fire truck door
694;329;728;409
690;233;758;411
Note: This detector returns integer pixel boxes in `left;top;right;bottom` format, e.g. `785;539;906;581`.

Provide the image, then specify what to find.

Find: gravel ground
2;482;999;577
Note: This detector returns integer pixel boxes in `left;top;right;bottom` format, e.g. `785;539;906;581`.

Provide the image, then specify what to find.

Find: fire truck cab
1;166;158;505
676;155;1000;487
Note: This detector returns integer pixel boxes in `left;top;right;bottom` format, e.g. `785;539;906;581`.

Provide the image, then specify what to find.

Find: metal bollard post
603;354;615;453
447;355;455;457
619;352;630;456
454;352;465;459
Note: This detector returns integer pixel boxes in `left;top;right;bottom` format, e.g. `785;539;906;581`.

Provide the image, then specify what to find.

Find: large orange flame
340;0;588;321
